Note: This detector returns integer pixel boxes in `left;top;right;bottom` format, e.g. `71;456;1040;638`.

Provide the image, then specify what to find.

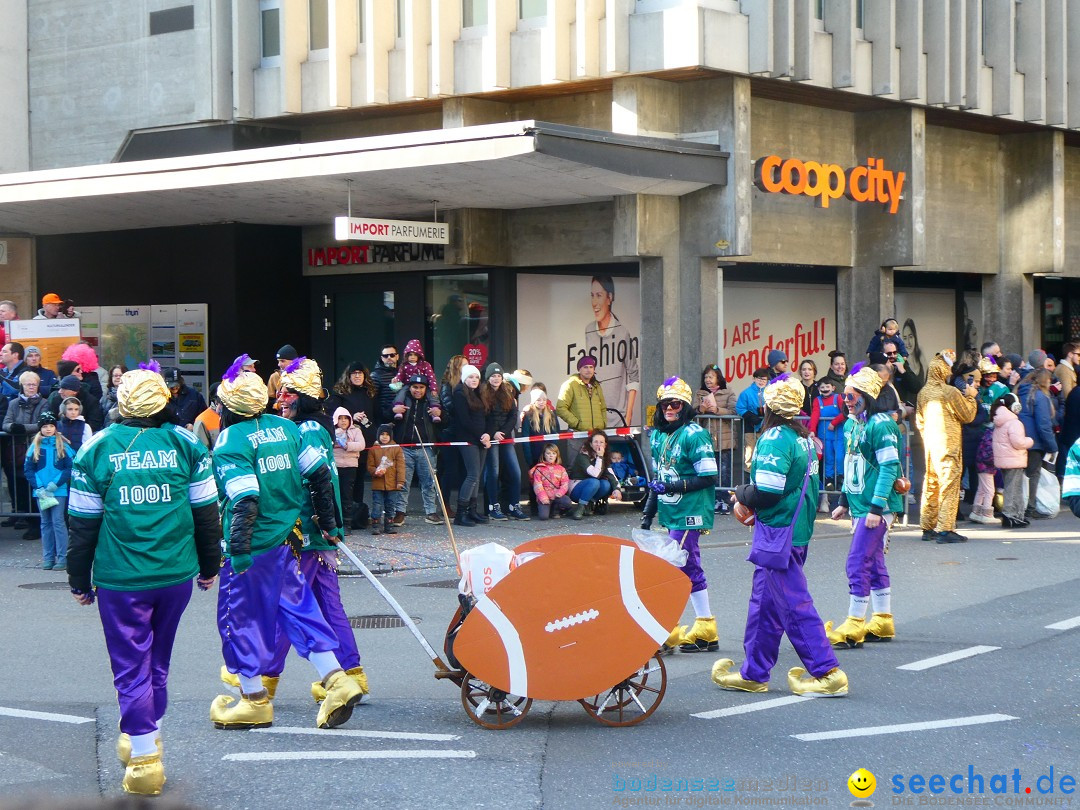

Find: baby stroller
605;407;650;508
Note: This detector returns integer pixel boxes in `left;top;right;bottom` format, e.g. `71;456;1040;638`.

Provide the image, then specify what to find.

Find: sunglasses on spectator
661;400;684;411
381;352;398;358
842;392;860;401
885;352;898;358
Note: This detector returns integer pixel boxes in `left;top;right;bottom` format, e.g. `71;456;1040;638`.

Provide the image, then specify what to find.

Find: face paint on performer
277;389;299;417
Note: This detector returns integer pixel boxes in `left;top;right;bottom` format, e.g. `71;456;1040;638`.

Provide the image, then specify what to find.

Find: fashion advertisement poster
894;288;957;389
722;282;835;390
516;274;641;427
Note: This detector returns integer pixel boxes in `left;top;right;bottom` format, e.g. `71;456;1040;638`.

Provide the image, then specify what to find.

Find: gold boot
865;613;895;642
658;625;687;656
116;733;163;766
679;617;719;653
311;665;370;703
122;752;165;796
316;670;364;729
219;665;279;699
210;690;273;729
825;616;867;648
710;658;768;693
788;666;848;697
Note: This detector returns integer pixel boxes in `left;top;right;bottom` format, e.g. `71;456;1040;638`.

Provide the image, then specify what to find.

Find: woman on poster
585;275;640;427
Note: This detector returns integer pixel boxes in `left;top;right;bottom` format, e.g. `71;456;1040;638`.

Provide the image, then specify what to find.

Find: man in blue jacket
736;367;769;471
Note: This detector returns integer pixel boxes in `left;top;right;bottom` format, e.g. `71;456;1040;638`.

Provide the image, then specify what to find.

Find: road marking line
692;695;810;719
792;713;1018;742
224;750;477;762
252;726;460;742
1046;615;1080;631
0;707;94;725
897;645;1000;671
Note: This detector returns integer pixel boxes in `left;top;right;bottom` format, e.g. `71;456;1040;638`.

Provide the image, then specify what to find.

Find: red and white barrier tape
391;426;641;448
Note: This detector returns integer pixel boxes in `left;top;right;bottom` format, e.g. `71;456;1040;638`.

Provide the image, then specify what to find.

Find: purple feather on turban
285;356;306;374
138;360;162;374
222;355;247;383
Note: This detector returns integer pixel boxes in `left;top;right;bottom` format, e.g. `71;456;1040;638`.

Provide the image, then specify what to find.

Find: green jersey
296;419;344;550
68;423;218;591
750;426;818;546
1062;439;1080;498
649;421;718;531
213;414;329;557
842;413;903;517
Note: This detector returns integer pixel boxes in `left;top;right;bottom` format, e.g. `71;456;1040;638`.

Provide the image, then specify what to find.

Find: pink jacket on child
992;407;1032;470
530;462;569;505
332;406;366;467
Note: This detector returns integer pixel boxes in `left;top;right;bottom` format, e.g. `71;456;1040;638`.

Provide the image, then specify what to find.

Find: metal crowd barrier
0;431;44;520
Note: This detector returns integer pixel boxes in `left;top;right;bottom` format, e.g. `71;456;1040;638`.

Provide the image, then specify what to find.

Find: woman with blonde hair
520;387;557;468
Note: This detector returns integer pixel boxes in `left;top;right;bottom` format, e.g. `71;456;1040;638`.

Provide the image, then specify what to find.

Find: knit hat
377;423;394;439
278;357;323;399
576;355;597;370
117;369;170;418
219;370;268;417
58;375;81;392
1004;353;1022;370
846;365;885;399
24;345;40;357
767;349;788;367
1028;349;1048;368
529;388;547;406
37;411;58;428
762;374;804;418
485;363;504;380
461;364;481;384
655;376;693;405
346;361;366;375
276;344;298;361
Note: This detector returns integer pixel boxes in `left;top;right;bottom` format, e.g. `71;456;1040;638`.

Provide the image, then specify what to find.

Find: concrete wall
1065;147;1080;277
0;0;30;173
0;238;35;319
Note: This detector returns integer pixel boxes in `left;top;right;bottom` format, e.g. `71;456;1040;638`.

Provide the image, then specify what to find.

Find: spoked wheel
578;654;667;727
460;674;533;729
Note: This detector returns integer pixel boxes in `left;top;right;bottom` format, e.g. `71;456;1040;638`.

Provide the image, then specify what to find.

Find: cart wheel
460;674;532;729
578;654;667;727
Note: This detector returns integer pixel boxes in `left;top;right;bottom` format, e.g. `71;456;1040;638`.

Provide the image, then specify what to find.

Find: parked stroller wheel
578;654;667;727
461;674;532;729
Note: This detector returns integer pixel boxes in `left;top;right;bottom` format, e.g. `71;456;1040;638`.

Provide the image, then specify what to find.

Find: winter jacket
1062;386;1080;456
393;339;439;390
47;385;104;432
1016;381;1057;453
58;416;92;452
451;383;488;446
993;407;1033;470
170;384;207;428
24;438;73;496
393;391;440;446
325;385;376;445
485;384;518;439
866;331;909;358
555;375;607;432
735;382;765;433
697;386;737;451
370;360;399;424
100;387;120;426
3;393;45;436
530;461;569;504
193;407;220;452
367;441;405;491
1055;361;1077;400
332;407;365;468
568;449;619;495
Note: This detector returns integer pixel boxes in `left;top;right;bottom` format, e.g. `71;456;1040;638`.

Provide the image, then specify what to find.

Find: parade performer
210;365;363;730
640;376;719;653
67;364;221;795
825;364;903;647
219;357;370;706
712;374;847;696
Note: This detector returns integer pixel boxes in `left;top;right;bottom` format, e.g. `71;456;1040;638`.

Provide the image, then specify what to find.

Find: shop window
426;274;490;379
310;0;329;52
463;0;487;28
520;0;545;19
357;0;365;43
260;0;281;65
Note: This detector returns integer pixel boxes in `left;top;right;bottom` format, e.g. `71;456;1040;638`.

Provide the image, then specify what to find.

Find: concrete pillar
836;266;894;358
442;97;513;127
0;237;36;319
0;0;29;172
445;208;509;265
982;273;1035;353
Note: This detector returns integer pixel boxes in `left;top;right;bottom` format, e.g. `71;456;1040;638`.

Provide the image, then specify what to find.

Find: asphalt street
1;503;1078;809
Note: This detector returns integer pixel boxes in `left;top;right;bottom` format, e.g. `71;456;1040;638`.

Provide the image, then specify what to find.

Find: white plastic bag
458;542;516;597
1036;468;1061;518
630;528;688;567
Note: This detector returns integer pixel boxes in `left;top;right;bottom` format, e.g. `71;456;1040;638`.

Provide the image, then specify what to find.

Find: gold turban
117;369;170;418
656;376;693;405
978;356;998;375
219;371;268;417
846;366;885;399
278;358;323;399
762;375;804;418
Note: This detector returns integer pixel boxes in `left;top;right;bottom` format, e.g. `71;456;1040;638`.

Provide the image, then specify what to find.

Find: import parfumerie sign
334;216;450;245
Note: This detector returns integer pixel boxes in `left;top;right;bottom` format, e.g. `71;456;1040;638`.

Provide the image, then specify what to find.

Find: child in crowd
24;411;72;570
333;406;366;534
392;339;439;391
866;318;909;358
520;387;557;469
530;444;573;520
367;424;405;535
59;396;92;452
807;376;845;511
609;449;643;486
992;393;1033;528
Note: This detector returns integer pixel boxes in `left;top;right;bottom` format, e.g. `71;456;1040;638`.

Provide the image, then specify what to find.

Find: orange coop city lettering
753;155;906;215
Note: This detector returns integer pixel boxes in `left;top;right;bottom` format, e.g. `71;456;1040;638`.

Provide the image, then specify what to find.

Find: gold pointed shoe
679;617;719;653
210;692;273;729
825;616;866;648
316;670;364;729
121;752;165;796
865;613;895;642
658;625;687;656
116;733;163;765
313;665;370;703
710;658;768;693
219;665;279;699
788;666;848;697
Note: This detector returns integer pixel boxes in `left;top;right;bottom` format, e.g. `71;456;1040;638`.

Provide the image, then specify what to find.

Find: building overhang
0;121;727;236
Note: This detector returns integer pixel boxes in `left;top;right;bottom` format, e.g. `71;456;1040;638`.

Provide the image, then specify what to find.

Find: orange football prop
733;502;756;526
513;533;635;556
452;542;690;702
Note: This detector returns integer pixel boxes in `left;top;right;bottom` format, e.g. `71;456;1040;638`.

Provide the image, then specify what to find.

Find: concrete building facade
2;0;1079;417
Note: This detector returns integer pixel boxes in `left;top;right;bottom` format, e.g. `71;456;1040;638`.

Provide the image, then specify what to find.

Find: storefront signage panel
334;216;449;244
722;282;835;390
893;288;957;391
516;274;641;427
308;244;445;267
753;155;905;214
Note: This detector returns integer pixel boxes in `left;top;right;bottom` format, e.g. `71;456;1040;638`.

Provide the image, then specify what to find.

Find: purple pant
741;545;839;682
217;544;339;680
266;549;360;675
670;529;707;593
846;516;891;597
97;581;193;736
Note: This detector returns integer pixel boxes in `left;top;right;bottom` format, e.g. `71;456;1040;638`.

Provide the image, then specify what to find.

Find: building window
426;274;490;379
149;5;195;35
520;0;545;18
310;0;329;51
397;0;405;39
260;0;281;63
855;0;864;29
358;0;365;43
814;0;823;20
463;0;487;28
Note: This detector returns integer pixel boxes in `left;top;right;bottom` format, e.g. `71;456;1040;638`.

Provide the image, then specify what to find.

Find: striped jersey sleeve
213;425;260;503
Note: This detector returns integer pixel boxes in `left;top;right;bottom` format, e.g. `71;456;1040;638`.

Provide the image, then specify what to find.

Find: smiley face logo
848;768;876;798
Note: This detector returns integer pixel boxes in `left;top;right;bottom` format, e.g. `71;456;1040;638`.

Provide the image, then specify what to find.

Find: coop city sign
753;155;906;214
